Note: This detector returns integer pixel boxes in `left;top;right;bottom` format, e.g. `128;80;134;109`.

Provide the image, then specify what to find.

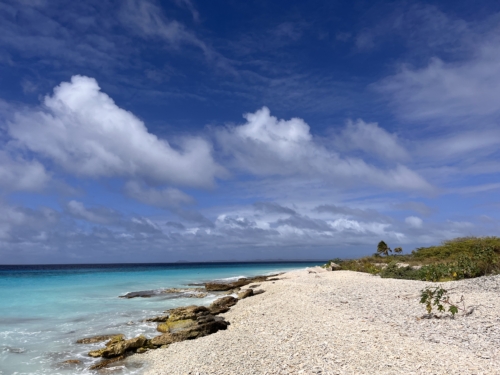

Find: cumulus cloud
254;202;296;215
66;200;120;224
0;198;492;264
216;107;431;192
377;53;500;123
8;75;223;188
124;181;194;209
314;204;384;221
393;201;435;216
335;119;409;161
405;216;423;228
0;151;50;192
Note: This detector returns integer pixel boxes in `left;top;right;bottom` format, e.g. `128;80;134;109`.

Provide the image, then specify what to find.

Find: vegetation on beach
325;236;500;282
419;286;464;317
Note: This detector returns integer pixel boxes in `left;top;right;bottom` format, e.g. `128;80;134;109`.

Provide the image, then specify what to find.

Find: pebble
131;269;500;374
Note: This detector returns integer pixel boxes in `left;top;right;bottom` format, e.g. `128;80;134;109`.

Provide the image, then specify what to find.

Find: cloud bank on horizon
0;0;499;263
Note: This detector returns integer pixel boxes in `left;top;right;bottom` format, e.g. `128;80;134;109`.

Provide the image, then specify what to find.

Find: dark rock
151;305;230;347
327;262;341;271
209;296;238;315
76;334;123;344
237;289;253;299
119;290;157;298
248;284;260;288
105;334;125;347
167;305;211;321
150;333;176;346
204;275;277;291
170;319;228;341
89;355;128;370
145;314;169;322
223;288;241;295
267;278;280;281
100;335;147;358
120;287;206;299
59;359;82;365
253;289;265;295
88;348;106;358
163;288;207;298
157;319;196;333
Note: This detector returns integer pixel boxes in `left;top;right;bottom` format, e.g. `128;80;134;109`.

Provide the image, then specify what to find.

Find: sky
1;0;500;264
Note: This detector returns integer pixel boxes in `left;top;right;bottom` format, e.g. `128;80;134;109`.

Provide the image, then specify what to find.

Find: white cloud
405;216;423;228
173;0;200;22
124;181;194;209
419;130;500;160
376;32;500;124
336;119;409;161
217;107;431;192
0;151;50;192
8;75;223;188
66;200;118;224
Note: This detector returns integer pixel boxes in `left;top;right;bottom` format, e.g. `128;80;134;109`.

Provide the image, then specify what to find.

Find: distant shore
136;268;500;374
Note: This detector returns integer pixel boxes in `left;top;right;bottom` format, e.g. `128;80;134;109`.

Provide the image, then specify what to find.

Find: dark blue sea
0;262;322;374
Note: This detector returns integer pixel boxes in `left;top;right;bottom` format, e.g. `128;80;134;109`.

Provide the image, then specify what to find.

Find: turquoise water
0;262;321;375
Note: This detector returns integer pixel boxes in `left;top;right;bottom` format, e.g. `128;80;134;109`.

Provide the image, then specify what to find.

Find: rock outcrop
327;262;341;271
204;275;277;291
208;296;238;315
120;288;207;299
76;334;123;344
100;335;147;358
238;289;253;299
88;274;270;371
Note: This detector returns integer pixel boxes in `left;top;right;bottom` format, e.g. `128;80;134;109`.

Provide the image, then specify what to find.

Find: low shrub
379;262;421;280
418;244;499;281
337;259;382;274
419;286;465;317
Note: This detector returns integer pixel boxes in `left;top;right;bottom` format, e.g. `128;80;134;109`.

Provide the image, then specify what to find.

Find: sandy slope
136;268;500;375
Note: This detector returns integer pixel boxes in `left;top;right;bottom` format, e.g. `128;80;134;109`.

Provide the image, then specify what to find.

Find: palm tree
377;241;391;256
394;247;403;254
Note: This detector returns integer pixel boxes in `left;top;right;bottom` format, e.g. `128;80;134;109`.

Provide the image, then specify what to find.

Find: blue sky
1;0;500;264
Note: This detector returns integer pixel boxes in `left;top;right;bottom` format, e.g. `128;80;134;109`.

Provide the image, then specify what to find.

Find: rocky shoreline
136;267;500;375
73;274;275;371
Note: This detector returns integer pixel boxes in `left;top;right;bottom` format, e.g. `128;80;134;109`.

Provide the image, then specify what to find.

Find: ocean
0;262;322;375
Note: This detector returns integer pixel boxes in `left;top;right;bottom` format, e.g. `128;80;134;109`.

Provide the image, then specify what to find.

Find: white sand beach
138;268;500;374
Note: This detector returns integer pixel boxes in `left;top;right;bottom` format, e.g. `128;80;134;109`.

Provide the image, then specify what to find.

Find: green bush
417;244;499;281
380;262;421;280
337;259;382;274
324;236;500;281
411;236;500;262
418;263;453;281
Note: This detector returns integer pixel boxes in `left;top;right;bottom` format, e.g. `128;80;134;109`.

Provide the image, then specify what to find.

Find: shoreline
134;268;500;374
